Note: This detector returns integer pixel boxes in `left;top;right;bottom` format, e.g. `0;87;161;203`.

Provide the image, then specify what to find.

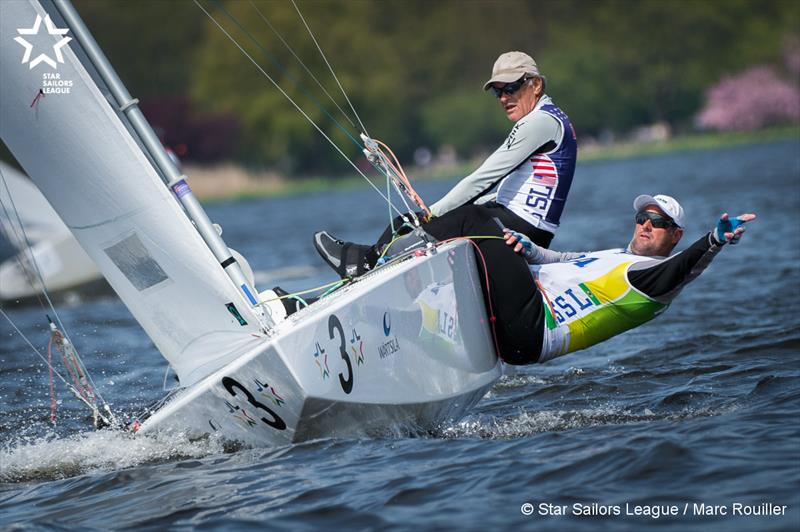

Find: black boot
313;232;377;278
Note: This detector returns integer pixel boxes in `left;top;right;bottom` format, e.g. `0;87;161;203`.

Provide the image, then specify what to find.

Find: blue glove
713;214;754;245
507;230;534;260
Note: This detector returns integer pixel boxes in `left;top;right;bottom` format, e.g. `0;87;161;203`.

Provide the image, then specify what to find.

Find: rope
256;278;351;306
47;331;57;425
290;0;370;137
247;0;358;130
0;306;111;425
374;139;431;219
197;2;436;229
0;168;112;416
194;0;405;218
0;172;48;307
436;237;502;358
0;169;68;334
211;0;362;149
534;277;558;326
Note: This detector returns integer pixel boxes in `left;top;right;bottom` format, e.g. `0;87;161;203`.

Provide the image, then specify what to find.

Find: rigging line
386;168;394;234
290;0;370;137
0;168;65;329
211;0;361;149
0;198;46;307
0;305;104;417
194;0;404;217
0;169;111;408
370;152;417;220
0;170;44;298
388;169;417;216
247;0;358;130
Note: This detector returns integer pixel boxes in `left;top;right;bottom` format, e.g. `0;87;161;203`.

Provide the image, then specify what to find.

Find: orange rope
372;138;432;219
534;277;558;325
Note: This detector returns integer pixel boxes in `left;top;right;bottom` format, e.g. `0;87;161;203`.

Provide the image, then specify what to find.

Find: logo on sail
15;15;71;70
14;14;74;96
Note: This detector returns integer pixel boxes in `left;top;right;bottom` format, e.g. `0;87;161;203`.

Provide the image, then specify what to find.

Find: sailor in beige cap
314;52;579;278
427;51;578;248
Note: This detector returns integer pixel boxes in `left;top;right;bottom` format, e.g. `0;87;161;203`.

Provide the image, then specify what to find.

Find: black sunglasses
489;77;528;98
635;211;677;229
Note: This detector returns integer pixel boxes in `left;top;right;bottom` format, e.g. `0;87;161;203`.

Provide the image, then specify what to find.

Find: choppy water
1;139;799;530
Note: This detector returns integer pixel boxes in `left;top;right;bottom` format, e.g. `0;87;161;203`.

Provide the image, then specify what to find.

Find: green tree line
74;0;799;174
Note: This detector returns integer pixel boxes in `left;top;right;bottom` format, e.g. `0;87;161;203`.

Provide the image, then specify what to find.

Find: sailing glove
712;214;749;245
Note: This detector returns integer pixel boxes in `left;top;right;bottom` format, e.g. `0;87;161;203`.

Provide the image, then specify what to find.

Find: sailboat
0;161;103;301
0;0;500;446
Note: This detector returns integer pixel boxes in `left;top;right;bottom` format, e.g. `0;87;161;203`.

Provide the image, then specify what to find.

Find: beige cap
633;194;685;228
483;51;541;90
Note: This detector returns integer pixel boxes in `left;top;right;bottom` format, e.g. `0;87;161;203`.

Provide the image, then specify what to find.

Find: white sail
0;0;263;384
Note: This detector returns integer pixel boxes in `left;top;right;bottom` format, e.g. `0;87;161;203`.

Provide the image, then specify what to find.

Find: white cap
633;194;685;228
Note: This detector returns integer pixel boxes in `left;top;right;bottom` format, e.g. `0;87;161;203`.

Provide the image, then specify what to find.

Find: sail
0;0;264;385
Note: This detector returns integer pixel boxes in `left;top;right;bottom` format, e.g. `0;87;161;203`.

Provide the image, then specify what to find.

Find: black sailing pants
375;201;554;252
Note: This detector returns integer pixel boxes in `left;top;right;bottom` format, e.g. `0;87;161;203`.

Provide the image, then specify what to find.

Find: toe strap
341;243;367;277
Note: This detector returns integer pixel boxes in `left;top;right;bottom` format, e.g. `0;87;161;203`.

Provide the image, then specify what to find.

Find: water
1;140;799;530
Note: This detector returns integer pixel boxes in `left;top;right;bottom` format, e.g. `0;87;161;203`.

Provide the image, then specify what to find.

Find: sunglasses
635;211;677;229
489;77;528;98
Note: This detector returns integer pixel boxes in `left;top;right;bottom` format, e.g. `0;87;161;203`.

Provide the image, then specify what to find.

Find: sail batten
1;0;265;385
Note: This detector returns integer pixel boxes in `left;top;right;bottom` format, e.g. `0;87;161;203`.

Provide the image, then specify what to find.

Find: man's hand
713;213;757;245
503;229;534;260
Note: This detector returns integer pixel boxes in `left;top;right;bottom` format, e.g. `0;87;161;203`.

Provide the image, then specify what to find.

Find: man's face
628;205;683;257
492;77;542;121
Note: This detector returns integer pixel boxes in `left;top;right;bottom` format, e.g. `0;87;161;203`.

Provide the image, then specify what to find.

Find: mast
51;0;266;323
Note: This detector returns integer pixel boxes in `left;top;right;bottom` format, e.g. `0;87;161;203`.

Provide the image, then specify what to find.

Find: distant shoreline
186;126;799;201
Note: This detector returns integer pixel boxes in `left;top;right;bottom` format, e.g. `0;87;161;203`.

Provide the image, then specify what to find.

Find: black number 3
328;314;353;394
222;376;287;430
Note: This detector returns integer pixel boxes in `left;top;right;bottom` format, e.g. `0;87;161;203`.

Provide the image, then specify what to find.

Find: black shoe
313;231;373;278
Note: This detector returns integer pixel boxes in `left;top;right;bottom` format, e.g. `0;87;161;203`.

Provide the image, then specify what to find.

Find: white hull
139;241;501;446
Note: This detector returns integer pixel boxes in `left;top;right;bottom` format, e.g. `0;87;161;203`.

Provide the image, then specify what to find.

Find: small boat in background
0;161;103;302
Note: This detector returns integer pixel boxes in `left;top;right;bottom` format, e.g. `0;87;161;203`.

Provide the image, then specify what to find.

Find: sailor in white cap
496;194;756;363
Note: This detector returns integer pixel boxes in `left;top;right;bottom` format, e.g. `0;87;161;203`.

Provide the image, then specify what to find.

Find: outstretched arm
629;212;756;301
